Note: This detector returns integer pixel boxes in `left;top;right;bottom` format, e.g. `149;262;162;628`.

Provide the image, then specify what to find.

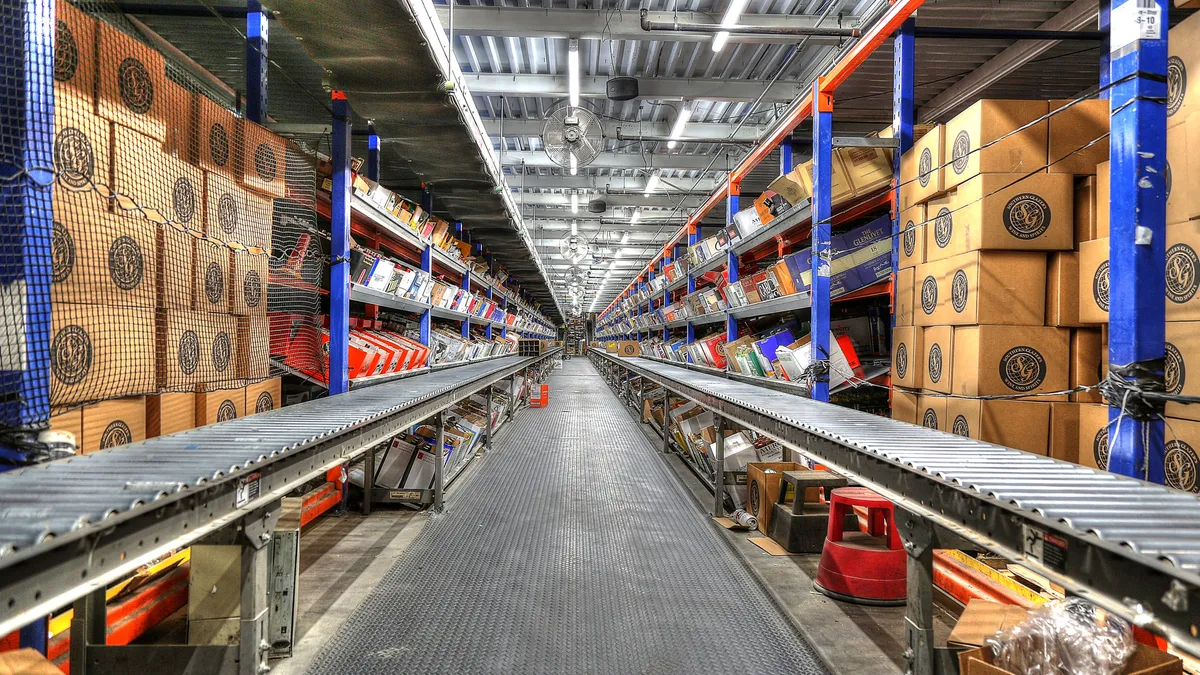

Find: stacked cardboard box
893;99;1102;456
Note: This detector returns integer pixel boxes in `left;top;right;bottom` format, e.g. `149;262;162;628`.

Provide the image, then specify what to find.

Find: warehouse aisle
303;358;827;675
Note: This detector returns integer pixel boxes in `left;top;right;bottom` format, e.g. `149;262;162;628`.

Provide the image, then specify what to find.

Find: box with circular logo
1164;321;1200;422
55;0;96;106
951;325;1069;399
947;172;1074;255
891;326;924;390
921;326;954;394
1069;328;1104;404
157;224;195;312
204;171;272;250
1079;221;1200;323
916;395;946;432
112;125;204;228
915;250;1047;327
52;204;157;309
942;100;1048;191
50;303;155;406
95;21;170;142
237;119;288;199
80;396;146;454
194;385;244;427
230;251;268;316
922;192;957;263
898;203;926;269
156;309;231;389
53;91;112;207
237;315;271;380
1168;13;1200;124
190;91;239;181
899;124;945;209
945;398;1050;456
243;377;281;416
895;267;916;327
193;240;231;313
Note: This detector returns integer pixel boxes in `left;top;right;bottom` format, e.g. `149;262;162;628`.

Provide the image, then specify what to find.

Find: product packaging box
1077;402;1111;470
191;91;239;180
1070;328;1104;403
915;251;1047;326
943;100;1048;190
112;125;205;228
892;390;918;424
922;326;954;394
237;315;271;380
895;267;915;327
1170;12;1200;123
49;408;83;450
158;224;195;312
54;90;112;205
52;207;157;308
55;1;96;106
891;326;924;389
952;325;1069;398
1095;160;1111;238
230;251;268;316
95;21;170;141
1048;401;1080;463
51;303;155;405
146;391;195;437
923;192;958;263
195;385;245;427
766;168;808;206
244;377;282;415
797;154;854;206
1080;221;1200;323
917;394;947;431
1048;99;1109;175
899;203;925;269
204;171;272;249
900;124;945;208
80;396;146;453
946;398;1050;455
1166;321;1200;421
1045;251;1084;327
238;119;288;198
840;146;893;195
1074;176;1097;244
1166;116;1200;224
948;172;1074;255
193;241;231;313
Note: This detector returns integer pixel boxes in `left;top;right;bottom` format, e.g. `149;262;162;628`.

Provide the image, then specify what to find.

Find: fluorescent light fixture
571;219;578;236
643;172;661;196
571;192;578;213
567;39;580;107
667;107;691;149
712;0;749;53
570;153;578;176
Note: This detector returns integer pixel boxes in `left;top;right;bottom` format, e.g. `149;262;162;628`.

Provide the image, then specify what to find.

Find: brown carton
923;192;957;263
797;155;854;206
917;395;947;431
237;315;271;380
191;92;238;180
204;172;272;250
892;391;918;424
895;267;915;327
1166;321;1200;421
54;0;96;105
80;396;146;453
949;172;1074;255
1169;12;1200;123
158;224;195;311
1045;252;1084;327
195;385;245;427
52;206;157;309
746;462;805;535
900;124;945;209
230;251;267;316
1095;160;1110;238
54;90;112;204
156;309;237;388
112;125;204;228
1070;328;1104;403
899;203;925;269
766;168;808;206
1078;402;1111;470
51;303;155;406
49;408;83;450
194;241;231;313
915;251;1047;326
95;21;170;141
947;600;1030;649
1048;99;1109;175
839;146;892;195
951;325;1069;399
891;326;924;390
245;377;282;415
238;119;288;198
1074;176;1097;244
943;100;1048;190
146;392;195;437
1078;236;1109;323
1165;116;1200;224
1048;401;1080;462
946;398;1050;455
1079;222;1200;322
1163;416;1200;493
922;326;953;394
958;643;1180;675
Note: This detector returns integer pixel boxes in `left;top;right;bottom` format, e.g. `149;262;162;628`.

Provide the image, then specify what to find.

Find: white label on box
1110;0;1161;54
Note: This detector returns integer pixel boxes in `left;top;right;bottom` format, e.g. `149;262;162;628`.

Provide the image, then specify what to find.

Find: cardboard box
230;251;267;315
943;100;1048;190
1095;160;1110;238
112;125;204;229
52;207;157;308
746;462;804;535
1045;252;1084;327
615;341;639;357
1080;222;1200;322
1166;321;1200;421
1074;176;1097;244
915;251;1047;326
1049;401;1080;463
245;377;282;415
895;267;915;327
190;91;237;179
1165;116;1200;224
797;154;854;206
766;168;808;206
946;398;1050;455
949;172;1074;255
238;119;288;198
204;172;272;249
156;309;238;388
958;643;1180;675
80;396;146;453
1163;416;1200;492
54;0;96;105
158;224;195;312
952;325;1069;398
1078;236;1109;323
51;303;155;405
1170;12;1200;123
899;203;925;269
900;124;945;209
947;599;1030;649
891;326;924;389
195;385;245;427
1048;99;1109;175
0;649;66;675
1070;328;1104;403
1078;403;1110;470
95;21;170;141
839;146;892;195
917;395;946;431
237;315;270;380
892;390;918;424
923;192;957;263
922;326;954;394
146;392;195;437
194;241;231;313
54;90;111;203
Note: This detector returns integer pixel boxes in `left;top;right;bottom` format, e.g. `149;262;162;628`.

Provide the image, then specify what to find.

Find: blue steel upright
1099;0;1111;99
892;19;915;329
661;257;670;341
686;226;700;351
0;0;53;449
486;288;493;340
366;124;380;182
726;190;739;345
811;81;834;402
329;92;352;395
245;0;267;124
1106;0;1167;483
779;143;794;175
461;268;471;339
419;245;432;347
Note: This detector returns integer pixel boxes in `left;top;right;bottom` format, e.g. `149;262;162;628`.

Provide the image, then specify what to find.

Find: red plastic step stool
814;487;906;606
530;384;549;408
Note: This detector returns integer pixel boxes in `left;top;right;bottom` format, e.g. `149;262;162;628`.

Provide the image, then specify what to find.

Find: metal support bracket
713;415;726;517
832;135;899;148
433;411;446;513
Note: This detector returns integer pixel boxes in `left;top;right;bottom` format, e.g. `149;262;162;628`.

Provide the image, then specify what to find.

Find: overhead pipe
615;131;756;146
603;188;712;197
639;9;862;38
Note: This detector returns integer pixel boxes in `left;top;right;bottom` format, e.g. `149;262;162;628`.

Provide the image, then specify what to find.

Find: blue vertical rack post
0;0;53;451
810;81;834;402
1106;0;1168;482
460;271;471;339
892;19;915;330
245;0;267;124
726;188;740;346
686;225;700;356
419;189;433;347
486;288;493;340
366;124;380;182
1099;0;1112;98
329;92;352;395
779;143;794;176
661;257;670;341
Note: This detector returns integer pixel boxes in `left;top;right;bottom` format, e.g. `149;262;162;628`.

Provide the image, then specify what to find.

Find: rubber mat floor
303;358;828;675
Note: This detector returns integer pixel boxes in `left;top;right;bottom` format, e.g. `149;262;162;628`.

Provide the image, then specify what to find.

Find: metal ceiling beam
463;73;800;104
482;118;768;141
510;193;706;209
918;0;1099;122
503;174;726;192
502;151;725;171
433;7;859;45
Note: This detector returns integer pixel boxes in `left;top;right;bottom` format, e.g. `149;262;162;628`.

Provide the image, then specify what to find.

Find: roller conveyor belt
0;351;558;637
592;351;1200;656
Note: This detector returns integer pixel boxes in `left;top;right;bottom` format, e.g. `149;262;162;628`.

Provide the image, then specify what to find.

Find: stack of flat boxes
892;98;1109;460
1068;14;1200;492
49;6;284;449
